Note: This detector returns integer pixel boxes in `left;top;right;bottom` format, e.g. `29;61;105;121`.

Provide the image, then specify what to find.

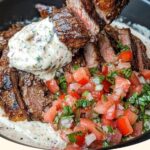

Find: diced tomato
59;94;66;100
116;116;133;136
101;116;113;126
66;144;81;150
73;67;90;85
79;82;95;93
128;85;143;97
94;100;114;114
141;69;150;79
118;50;132;62
124;109;138;125
69;91;80;99
132;121;143;137
107;94;120;102
46;79;59;94
105;104;116;120
65;95;77;107
75;134;85;146
114;76;131;97
129;72;140;86
80;118;104;140
102;80;111;93
92;91;103;101
65;72;74;83
44;106;57;123
102;65;108;76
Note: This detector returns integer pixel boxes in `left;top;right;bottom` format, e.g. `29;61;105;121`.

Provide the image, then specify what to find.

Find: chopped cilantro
76;99;94;108
53;92;60;100
117;41;130;52
63;106;73;116
89;67;98;76
93;117;101;123
67;131;83;143
99;75;105;83
59;75;67;92
82;91;90;97
106;71;118;84
107;126;114;133
121;68;132;79
73;65;80;70
103;141;110;148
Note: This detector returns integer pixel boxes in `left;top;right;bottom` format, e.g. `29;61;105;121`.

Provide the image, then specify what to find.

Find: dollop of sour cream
8;17;72;80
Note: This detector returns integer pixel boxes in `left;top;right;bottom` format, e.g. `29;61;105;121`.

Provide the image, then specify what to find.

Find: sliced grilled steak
98;32;117;63
93;0;129;24
51;8;90;49
131;35;150;71
104;25;120;53
84;43;104;68
0;68;28;121
66;0;100;36
21;81;52;121
35;4;58;18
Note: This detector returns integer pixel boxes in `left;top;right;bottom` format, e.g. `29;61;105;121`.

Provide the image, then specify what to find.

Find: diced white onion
95;84;103;91
85;133;96;146
92;77;100;85
60;118;73;129
117;104;124;110
86;93;94;101
139;76;146;84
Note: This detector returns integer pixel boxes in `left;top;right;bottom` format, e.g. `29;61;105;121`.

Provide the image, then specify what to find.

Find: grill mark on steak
0;68;28;121
131;35;150;71
98;31;117;63
51;8;90;49
93;0;129;24
66;0;100;36
84;43;104;68
21;82;52;121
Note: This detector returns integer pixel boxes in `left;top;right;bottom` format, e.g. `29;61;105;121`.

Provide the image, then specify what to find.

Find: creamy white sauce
8;17;72;80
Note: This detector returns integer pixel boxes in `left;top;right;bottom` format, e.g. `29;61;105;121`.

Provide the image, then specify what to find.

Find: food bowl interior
0;0;150;149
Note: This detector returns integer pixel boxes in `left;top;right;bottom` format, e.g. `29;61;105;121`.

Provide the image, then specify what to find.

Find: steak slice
35;4;58;18
21;81;52;121
93;0;129;24
51;7;90;49
105;26;150;71
131;35;150;71
84;43;104;68
66;0;100;36
0;68;28;121
98;31;117;63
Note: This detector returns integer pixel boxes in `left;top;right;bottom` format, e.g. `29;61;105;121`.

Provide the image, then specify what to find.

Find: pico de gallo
44;51;150;149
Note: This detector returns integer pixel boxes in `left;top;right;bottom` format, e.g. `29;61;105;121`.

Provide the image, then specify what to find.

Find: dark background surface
0;0;150;149
0;0;150;29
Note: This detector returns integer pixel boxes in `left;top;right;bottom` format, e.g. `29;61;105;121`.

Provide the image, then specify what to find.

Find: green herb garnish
90;67;98;76
121;68;132;79
103;141;110;148
99;75;105;83
106;71;118;84
53;92;60;100
63;106;73;116
76;99;94;108
59;75;67;92
67;131;83;143
117;41;130;51
73;65;80;70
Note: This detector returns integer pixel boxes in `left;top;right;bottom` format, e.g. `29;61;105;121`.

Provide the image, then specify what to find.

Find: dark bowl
0;0;150;149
